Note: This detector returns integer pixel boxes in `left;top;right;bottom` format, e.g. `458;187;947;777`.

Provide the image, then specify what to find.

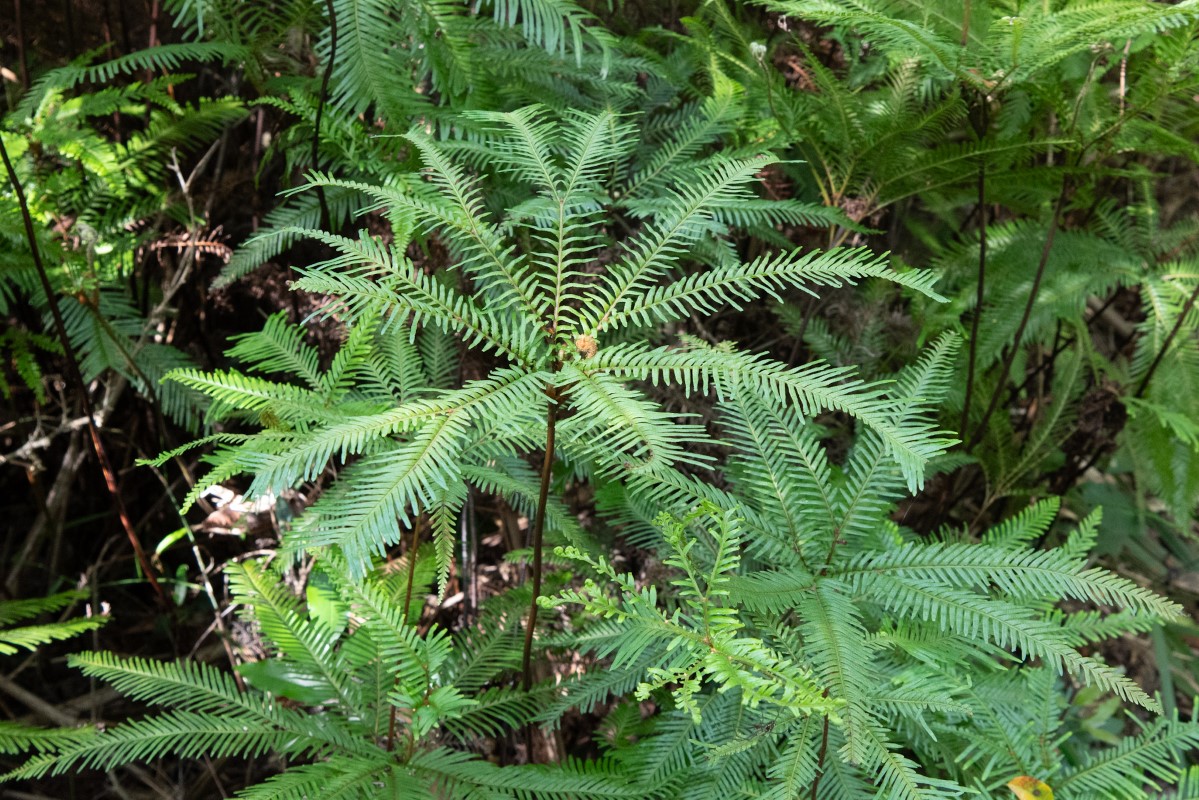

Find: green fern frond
589;246;942;334
0;618;108;656
797;580;876;763
17;42;249;117
228;561;360;712
1057;714;1199;799
589;342;947;490
861;576;1160;710
4;710;292;781
68;652;277;720
0;721;93;756
835;542;1182;619
0;591;107;656
232;757;386;800
226;311;324;389
0;590;87;626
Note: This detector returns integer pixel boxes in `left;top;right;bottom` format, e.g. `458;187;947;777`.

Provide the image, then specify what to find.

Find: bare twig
0;673;77;726
810;713;831;800
5;424;87;596
460;486;478;622
1118;38;1132;117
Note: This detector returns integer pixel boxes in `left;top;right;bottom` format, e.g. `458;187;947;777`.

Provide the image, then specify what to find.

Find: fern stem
0;135;166;606
521;387;560;695
312;0;337;229
13;0;29;91
810;713;831;800
961;147;988;439
966;176;1070;452
1133;279;1199;399
387;520;423;753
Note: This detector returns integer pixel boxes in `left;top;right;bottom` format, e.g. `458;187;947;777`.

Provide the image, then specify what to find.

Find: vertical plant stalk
386;521;422;753
966;178;1070;452
0;136;166;605
460;487;478;622
146;0;161;97
521;388;559;693
810;714;831;800
13;0;29;90
1133;279;1199;399
147;0;159;48
115;0;133;57
312;0;338;229
961;154;988;438
64;0;76;61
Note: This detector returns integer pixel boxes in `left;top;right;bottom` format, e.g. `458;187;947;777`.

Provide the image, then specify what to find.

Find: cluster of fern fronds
4;1;1199;799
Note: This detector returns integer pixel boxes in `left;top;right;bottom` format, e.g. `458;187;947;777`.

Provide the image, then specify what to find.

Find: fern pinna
548;337;1197;799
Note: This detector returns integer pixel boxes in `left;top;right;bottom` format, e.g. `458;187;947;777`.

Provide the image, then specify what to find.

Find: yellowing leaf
1007;776;1054;800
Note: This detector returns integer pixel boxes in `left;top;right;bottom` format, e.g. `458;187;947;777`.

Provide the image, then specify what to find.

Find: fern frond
226;311;324;389
861;575;1160;710
218;185;364;286
0;590;87;626
238;368;546;493
558;367;713;472
233;757;386;800
0;721;93;756
1057;714;1199;799
18;42;249;116
980;497;1061;550
4;711;291;781
0;618;107;656
228;561;360;712
797;580;875;763
67;652;276;719
477;0;609;65
834;333;961;543
589;246;942;335
578;155;775;333
285;227;543;366
589;342;945;490
409;747;645;799
836;542;1182;619
719;380;837;553
324;0;434;124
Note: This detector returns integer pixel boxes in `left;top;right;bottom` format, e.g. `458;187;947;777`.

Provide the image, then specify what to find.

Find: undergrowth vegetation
3;1;1199;798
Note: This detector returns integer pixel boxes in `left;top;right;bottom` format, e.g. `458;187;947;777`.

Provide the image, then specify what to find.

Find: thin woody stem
386;520;422;753
1134;280;1199;400
313;0;337;229
521;386;559;694
0;135;166;606
967;177;1070;452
